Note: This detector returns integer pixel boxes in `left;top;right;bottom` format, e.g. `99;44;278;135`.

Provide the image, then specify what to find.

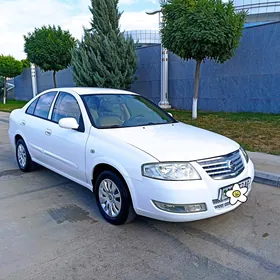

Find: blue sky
0;0;161;59
120;0;159;12
58;0;160;13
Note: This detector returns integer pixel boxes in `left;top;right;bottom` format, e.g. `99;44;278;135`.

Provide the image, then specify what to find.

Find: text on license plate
219;178;251;201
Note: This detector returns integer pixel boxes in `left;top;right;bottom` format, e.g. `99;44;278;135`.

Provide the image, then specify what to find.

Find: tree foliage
71;0;137;89
24;25;76;87
21;58;30;69
0;55;23;103
0;55;22;78
160;0;246;118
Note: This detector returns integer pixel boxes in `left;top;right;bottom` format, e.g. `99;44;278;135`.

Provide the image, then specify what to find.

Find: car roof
53;87;138;96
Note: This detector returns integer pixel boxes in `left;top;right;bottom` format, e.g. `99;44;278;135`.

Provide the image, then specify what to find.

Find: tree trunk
53;71;57;88
3;77;7;105
192;59;202;119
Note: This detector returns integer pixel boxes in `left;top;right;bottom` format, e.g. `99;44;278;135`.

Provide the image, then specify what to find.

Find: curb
254;170;280;188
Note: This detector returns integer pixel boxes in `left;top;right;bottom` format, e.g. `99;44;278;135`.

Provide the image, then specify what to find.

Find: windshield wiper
142;122;163;126
101;125;122;129
141;122;177;127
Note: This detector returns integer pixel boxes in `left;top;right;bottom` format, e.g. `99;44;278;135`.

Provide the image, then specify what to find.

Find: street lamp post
146;9;171;109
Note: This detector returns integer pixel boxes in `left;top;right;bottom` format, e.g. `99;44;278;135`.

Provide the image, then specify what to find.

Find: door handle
45;129;52;136
20;120;26;126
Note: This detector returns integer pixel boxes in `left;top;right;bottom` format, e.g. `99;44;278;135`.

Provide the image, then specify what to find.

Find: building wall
14;22;280;113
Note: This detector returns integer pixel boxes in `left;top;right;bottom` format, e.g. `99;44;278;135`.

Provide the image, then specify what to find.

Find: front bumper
128;159;254;222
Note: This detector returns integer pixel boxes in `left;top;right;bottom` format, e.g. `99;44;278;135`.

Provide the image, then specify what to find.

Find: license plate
219;178;251;201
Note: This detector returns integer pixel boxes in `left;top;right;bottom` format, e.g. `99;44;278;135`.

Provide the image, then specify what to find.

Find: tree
24;25;76;88
21;58;30;69
160;0;246;119
0;55;23;104
71;0;137;89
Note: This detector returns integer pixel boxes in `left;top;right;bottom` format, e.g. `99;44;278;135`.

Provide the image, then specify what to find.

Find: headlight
240;146;249;163
142;162;201;181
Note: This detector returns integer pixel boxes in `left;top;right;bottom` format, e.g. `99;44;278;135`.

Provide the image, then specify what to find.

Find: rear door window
33;91;57;119
26;99;38;115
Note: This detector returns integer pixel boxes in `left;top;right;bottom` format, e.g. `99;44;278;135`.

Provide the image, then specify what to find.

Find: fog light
153;201;207;213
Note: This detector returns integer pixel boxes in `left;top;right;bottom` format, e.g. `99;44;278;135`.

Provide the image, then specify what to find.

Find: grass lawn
0;100;28;112
169;110;280;155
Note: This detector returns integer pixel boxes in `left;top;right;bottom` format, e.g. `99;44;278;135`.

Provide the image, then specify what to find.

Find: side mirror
58;118;79;130
168;112;173;117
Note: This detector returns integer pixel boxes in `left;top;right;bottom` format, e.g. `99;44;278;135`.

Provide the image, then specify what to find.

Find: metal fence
234;0;280;13
231;0;280;22
124;30;161;45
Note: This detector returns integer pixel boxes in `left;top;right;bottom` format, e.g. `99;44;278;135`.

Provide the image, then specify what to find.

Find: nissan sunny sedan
9;87;255;225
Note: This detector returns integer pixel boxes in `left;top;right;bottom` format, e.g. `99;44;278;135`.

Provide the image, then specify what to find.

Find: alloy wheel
98;179;122;217
17;144;27;168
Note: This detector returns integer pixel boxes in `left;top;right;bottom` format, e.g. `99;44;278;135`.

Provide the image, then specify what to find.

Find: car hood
101;122;240;162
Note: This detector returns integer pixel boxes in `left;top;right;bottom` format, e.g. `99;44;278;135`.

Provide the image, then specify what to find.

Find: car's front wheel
16;139;37;172
95;170;135;225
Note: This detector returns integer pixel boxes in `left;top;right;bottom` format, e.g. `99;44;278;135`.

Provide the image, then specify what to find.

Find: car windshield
82;94;177;129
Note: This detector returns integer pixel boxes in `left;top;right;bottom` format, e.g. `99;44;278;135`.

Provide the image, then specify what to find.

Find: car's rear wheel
16;139;37;172
95;170;135;225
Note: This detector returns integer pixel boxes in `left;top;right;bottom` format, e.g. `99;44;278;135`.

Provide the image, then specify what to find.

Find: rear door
23;91;58;163
42;91;89;184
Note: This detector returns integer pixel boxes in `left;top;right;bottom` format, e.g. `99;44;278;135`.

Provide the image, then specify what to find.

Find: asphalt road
1;112;280;280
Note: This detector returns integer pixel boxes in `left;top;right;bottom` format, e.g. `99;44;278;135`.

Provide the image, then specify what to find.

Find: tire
16;139;37;172
95;170;136;225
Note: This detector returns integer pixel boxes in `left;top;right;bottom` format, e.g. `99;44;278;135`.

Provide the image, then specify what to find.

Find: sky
0;0;161;60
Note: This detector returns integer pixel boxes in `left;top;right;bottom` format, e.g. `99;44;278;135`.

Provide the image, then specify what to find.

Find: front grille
197;150;245;180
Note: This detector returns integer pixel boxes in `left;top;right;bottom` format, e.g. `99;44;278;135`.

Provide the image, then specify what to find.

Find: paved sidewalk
0;111;9;120
248;152;280;174
248;152;280;187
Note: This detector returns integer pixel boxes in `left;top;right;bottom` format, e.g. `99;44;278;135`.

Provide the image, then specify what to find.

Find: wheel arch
92;163;128;191
91;162;136;208
14;132;34;160
15;134;24;145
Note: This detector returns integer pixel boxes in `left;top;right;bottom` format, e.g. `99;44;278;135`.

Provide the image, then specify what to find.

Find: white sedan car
9;87;254;225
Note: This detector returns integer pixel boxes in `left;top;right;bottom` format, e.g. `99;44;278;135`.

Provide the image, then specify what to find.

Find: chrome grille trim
197;150;245;180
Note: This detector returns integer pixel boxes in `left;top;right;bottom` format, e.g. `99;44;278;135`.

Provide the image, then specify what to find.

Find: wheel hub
98;179;122;218
17;144;27;168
